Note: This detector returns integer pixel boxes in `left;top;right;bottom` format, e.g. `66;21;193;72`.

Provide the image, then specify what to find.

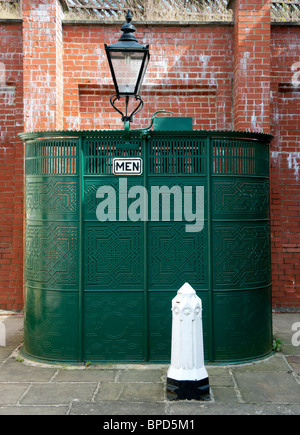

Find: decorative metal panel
213;222;271;289
84;292;144;362
149;137;206;174
148;222;207;289
25;139;78;176
213;287;272;363
213;177;270;220
212;139;269;176
25;223;79;290
25;177;78;219
23;287;79;362
84;134;141;175
85;223;144;289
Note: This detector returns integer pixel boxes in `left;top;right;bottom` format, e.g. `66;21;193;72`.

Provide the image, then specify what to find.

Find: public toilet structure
15;5;279;366
20;121;273;364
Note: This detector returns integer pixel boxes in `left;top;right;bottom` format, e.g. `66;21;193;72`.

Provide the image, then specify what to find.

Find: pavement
0;311;299;416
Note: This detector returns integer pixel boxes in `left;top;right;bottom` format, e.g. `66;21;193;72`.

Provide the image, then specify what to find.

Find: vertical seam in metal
78;135;84;363
207;135;214;363
143;135;149;362
267;143;273;347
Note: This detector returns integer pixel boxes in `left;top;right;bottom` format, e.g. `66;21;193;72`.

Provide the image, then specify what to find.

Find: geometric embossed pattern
213;178;270;218
148;222;207;289
26;178;78;217
214;223;271;288
25;223;78;288
85;224;143;288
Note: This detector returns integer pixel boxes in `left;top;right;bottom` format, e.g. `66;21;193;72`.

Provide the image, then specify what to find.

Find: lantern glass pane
110;51;145;95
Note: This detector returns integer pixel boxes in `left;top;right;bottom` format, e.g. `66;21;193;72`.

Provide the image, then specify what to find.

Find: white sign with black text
113;158;143;175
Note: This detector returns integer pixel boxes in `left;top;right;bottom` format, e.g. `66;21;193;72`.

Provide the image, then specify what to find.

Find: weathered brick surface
270;26;300;310
0;23;24;310
232;0;271;133
22;0;64;131
63;24;233;131
0;0;299;309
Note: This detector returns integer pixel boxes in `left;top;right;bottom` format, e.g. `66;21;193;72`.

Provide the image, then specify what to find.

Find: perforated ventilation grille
25;139;78;175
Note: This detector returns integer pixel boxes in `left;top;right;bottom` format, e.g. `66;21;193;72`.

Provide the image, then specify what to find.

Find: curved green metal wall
21;129;273;364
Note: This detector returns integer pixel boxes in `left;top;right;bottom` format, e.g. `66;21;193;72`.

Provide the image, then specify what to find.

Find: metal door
82;131;207;362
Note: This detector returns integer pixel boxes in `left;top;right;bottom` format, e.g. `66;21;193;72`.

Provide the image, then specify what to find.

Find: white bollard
166;282;210;400
0;321;6;347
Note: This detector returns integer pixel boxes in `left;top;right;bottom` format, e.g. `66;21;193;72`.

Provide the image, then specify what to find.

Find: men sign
113;158;143;175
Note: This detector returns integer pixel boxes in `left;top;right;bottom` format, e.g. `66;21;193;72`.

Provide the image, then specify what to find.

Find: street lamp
105;10;150;127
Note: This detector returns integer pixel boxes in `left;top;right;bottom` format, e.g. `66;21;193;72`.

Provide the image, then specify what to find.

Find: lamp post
105;10;150;130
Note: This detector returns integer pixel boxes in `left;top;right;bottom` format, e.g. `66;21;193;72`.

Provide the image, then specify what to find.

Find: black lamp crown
105;11;150;123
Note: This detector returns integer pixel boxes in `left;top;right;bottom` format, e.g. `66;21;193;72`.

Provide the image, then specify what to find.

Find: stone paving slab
69;402;300;416
162;402;300;416
0;347;15;362
273;314;300;356
0;406;69;415
20;383;98;406
0;352;298;415
0;383;30;406
94;382;165;402
0;312;299;415
233;370;300;404
4;316;24;346
0;358;57;383
54;368;118;383
211;386;239;403
117;368;166;383
229;354;290;372
287;356;300;376
69;401;166;415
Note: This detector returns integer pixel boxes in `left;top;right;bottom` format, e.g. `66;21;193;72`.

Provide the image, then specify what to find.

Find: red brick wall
63;24;234;131
22;0;64;131
0;23;24;310
232;0;271;133
270;26;300;310
0;0;299;311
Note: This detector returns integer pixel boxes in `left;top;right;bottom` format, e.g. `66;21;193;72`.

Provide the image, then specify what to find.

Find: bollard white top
177;282;196;295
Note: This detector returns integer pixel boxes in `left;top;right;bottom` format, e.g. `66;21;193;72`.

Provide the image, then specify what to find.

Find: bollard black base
166;377;210;401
